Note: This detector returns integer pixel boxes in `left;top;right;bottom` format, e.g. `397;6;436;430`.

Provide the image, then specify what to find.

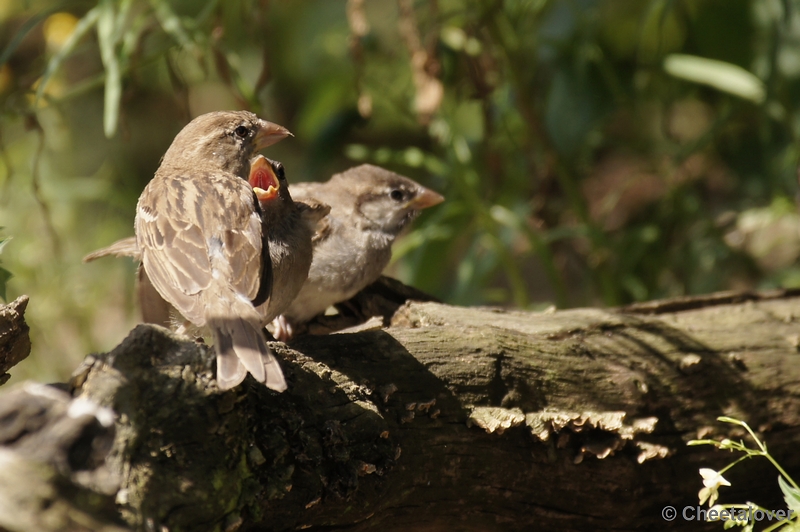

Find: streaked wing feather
136;171;266;326
311;216;332;244
137;178;212;289
289;185;333;245
296;199;330;224
226;210;266;301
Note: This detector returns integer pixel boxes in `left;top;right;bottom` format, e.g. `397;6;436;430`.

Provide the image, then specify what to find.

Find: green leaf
149;0;196;51
115;0;134;34
97;0;122;137
120;11;150;59
664;54;766;103
779;475;800;516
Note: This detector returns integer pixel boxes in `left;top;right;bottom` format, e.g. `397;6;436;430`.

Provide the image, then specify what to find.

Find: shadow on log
3;281;800;531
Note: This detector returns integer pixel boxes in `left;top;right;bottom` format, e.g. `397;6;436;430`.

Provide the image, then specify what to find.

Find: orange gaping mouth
249;155;280;202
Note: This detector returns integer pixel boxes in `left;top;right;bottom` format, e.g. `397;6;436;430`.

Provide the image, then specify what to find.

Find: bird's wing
222;187;270;307
136;172;266;325
295;199;331;244
289;183;334;245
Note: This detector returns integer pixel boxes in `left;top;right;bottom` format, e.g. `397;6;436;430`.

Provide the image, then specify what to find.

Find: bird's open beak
405;186;444;210
254;119;293;151
249;155;280;202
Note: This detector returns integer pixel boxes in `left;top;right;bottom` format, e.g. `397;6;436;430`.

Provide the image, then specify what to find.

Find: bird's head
248;155;290;204
339;164;444;235
160;110;292;177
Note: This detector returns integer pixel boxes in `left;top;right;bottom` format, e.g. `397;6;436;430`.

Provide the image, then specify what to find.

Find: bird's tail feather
211;316;287;392
214;329;248;390
82;236;140;262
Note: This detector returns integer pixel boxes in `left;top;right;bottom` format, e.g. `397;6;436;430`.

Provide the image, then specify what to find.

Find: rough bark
0;295;31;386
0;382;129;532
3;283;800;531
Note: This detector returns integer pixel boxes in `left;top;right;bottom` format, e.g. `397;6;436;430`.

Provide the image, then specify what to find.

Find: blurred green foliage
1;0;800;381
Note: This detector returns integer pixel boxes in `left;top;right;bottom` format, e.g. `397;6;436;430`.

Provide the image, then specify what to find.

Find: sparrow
248;156;330;323
134;110;290;392
273;164;444;340
84;155;328;355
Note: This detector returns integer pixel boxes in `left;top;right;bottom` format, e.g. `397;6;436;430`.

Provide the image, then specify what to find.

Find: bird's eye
233;125;250;138
272;161;286;181
390;189;404;201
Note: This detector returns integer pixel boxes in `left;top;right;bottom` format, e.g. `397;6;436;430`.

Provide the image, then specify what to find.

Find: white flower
699;468;731;507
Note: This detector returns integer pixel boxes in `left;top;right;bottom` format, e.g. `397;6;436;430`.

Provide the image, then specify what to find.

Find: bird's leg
272;315;295;342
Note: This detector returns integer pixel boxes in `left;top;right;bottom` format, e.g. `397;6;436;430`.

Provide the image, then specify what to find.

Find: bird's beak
405;186;444;210
254;119;293;151
249;155;280;202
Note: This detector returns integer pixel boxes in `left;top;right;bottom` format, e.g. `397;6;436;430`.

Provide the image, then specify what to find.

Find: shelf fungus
527;410;666;463
466;407;525;435
467;407;667;463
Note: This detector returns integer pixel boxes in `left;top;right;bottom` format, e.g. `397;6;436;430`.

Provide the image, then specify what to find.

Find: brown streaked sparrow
85;154;328;387
134;111;290;391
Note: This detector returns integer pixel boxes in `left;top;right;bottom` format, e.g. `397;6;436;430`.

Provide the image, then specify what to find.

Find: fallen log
4;284;800;531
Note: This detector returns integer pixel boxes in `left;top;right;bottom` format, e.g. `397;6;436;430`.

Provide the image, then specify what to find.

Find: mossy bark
0;295;30;386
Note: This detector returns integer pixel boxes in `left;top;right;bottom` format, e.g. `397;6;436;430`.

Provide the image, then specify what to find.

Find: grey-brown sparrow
273;164;444;340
